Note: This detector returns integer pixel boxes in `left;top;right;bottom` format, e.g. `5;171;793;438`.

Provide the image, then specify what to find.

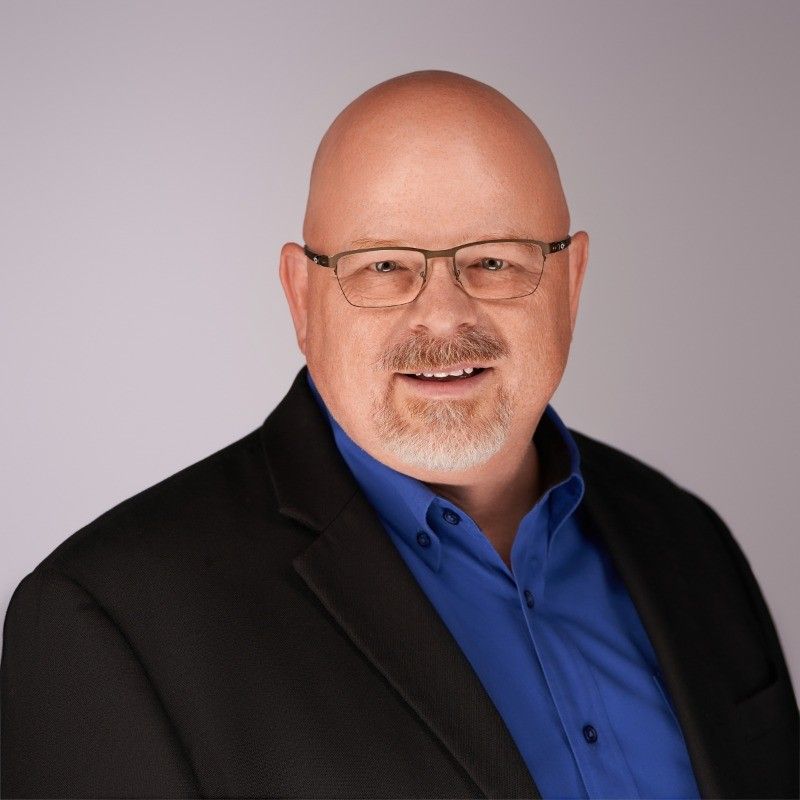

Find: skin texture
280;70;589;570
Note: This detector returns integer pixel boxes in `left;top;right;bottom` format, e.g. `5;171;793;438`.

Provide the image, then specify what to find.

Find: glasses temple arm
303;245;331;267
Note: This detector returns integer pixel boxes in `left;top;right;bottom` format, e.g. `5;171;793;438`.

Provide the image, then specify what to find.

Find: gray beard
370;380;515;472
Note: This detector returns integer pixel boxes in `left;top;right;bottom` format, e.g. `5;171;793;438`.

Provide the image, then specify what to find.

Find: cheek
305;303;383;418
304;313;340;400
512;305;571;397
305;290;351;370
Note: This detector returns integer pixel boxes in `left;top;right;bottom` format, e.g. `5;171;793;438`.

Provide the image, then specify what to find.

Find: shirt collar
304;368;584;573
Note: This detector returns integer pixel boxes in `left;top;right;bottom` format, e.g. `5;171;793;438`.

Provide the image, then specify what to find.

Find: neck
424;438;544;569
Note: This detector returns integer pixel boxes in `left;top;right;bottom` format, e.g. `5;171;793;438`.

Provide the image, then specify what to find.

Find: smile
395;367;492;395
405;366;487;381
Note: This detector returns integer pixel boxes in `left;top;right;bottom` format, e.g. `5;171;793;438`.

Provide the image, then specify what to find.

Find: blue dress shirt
306;370;700;799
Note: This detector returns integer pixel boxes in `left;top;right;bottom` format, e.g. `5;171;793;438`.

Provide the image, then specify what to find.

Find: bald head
302;70;570;254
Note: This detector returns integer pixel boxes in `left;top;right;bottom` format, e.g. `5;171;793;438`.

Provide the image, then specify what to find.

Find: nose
405;255;479;333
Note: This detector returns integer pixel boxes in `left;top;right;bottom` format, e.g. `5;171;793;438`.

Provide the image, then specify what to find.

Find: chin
379;430;510;473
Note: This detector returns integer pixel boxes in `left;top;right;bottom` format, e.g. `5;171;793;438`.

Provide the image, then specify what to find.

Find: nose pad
420;257;464;292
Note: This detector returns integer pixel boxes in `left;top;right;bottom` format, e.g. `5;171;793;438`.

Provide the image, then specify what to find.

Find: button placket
529;620;640;798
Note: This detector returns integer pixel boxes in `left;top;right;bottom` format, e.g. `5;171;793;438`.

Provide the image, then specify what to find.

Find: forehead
312;175;557;256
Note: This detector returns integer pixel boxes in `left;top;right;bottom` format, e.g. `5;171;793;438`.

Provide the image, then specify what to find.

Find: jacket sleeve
687;491;798;695
1;568;200;799
688;490;799;765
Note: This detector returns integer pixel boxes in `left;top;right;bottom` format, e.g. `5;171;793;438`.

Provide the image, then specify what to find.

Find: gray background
2;0;798;700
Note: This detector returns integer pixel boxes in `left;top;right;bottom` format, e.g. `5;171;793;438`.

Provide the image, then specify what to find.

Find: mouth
394;366;493;396
399;365;488;381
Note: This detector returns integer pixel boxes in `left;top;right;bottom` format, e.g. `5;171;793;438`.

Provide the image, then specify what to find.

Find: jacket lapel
294;490;542;799
262;366;540;798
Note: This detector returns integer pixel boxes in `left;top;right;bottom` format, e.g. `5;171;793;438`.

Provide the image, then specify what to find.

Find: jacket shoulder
568;424;696;502
26;425;278;583
567;424;755;556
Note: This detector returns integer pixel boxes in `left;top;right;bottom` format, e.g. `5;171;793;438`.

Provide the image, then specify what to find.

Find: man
1;70;797;799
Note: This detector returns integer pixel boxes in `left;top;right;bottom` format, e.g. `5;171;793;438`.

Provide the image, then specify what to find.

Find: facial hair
370;378;514;472
370;324;513;471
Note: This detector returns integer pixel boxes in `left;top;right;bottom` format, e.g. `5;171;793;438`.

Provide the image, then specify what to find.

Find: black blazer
2;365;798;799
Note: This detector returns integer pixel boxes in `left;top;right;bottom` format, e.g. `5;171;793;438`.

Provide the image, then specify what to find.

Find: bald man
1;71;797;800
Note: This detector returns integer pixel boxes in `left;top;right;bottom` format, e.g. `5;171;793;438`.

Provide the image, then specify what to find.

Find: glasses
303;235;571;308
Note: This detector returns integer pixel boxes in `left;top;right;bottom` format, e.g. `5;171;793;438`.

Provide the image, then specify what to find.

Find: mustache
374;327;508;373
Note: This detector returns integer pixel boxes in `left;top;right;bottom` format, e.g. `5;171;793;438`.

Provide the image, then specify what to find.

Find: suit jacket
2;365;798;799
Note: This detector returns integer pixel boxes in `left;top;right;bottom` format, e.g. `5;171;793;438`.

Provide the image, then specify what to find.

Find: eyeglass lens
335;241;546;307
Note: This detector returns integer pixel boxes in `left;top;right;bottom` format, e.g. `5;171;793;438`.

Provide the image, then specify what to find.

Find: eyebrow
348;227;535;250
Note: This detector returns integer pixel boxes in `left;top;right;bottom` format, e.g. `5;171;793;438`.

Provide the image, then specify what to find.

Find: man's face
280;77;588;482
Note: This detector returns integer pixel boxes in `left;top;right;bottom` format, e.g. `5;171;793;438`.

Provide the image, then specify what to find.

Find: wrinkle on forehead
302;70;570;252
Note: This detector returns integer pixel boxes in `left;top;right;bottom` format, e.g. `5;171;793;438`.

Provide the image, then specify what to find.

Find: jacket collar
261;365;733;798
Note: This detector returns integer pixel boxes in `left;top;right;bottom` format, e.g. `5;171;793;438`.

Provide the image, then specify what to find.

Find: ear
566;230;589;334
279;242;310;355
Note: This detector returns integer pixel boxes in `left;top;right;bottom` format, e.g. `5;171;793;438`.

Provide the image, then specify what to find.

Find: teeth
411;366;480;377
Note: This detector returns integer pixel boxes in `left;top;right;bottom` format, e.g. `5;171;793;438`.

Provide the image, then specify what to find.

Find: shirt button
442;509;461;525
416;530;431;548
523;589;535;608
582;724;598;744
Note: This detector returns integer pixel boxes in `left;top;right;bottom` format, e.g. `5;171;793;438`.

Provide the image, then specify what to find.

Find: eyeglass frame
302;234;572;308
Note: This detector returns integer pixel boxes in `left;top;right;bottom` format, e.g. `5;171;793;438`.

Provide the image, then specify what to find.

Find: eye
371;260;399;273
480;257;506;271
